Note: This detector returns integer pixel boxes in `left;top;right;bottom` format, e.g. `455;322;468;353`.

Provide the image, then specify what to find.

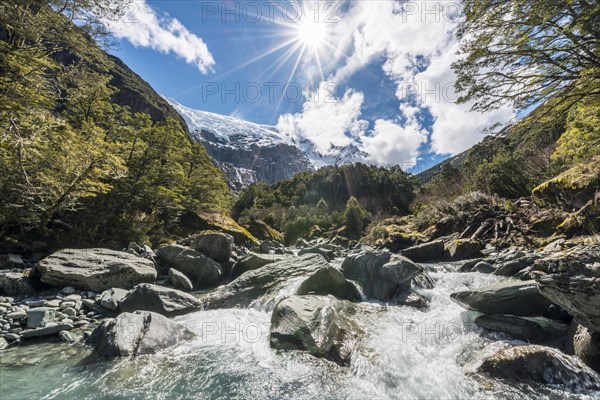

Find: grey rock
6;310;27;320
22;323;73;338
341;250;422;301
25;300;47;308
99;288;129;311
119;284;202;317
474;261;495;274
494;254;540;277
297;246;336;262
156;244;222;289
401;240;447;263
62;307;77;316
477;345;600;390
3;333;19;341
230;253;289;279
0;337;8;349
191;232;234;263
297;266;361;301
0;254;25;269
450;280;551;316
85;311;194;357
536;261;600;333
127;242;144;255
168;268;194;292
411;272;436;289
59;301;76;309
59;330;76;343
572;324;600;373
37;249;157;291
475;314;569;343
270;295;363;366
46;299;61;308
0;271;36;296
27;307;56;328
392;288;429;309
203;254;328;309
61;286;76;295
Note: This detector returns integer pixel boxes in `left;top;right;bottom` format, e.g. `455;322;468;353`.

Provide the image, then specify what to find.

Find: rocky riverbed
1;233;599;399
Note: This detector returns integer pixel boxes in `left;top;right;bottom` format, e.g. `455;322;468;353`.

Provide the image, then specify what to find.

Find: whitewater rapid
1;262;598;400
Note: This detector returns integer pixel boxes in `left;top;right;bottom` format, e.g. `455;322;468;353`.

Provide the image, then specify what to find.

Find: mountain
166;99;370;190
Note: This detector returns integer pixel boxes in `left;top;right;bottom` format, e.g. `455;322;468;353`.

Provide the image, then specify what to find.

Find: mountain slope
167;99;315;190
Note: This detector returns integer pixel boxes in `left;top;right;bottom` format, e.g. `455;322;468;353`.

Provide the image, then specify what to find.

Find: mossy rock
243;219;283;242
178;211;258;245
532;156;600;210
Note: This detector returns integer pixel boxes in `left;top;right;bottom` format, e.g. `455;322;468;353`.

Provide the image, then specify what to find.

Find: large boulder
401;240;446;263
341;250;422;301
168;268;193;292
475;314;569;343
445;239;482;261
190;232;234;263
202;254;328;309
86;311;194;357
270;295;363;366
297;246;336;262
450;280;551;316
99;288;129;312
230;253;290;279
0;271;36;296
297;266;361;301
243;219;283;242
477;345;600;390
119;284;202;317
572;324;600;373
535;261;600;333
155;244;222;289
494;254;540;277
36;249;156;292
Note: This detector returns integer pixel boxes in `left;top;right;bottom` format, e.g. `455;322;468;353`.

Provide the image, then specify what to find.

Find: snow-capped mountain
166;98;368;190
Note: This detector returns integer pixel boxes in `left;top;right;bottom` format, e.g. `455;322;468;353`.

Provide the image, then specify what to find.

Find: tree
453;0;600;113
343;196;368;239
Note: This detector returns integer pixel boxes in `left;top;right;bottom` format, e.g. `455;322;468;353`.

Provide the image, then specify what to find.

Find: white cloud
277;85;367;155
101;0;215;73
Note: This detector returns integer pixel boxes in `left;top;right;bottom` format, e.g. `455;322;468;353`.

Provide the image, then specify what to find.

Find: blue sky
104;0;515;172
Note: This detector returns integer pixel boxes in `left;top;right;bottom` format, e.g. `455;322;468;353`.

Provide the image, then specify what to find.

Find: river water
1;262;599;400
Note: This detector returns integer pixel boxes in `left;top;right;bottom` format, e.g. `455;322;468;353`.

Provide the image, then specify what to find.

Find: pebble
25;300;47;308
3;332;20;341
59;331;76;343
0;337;8;350
61;318;74;324
0;297;14;304
6;310;27;320
59;301;76;310
46;299;61;308
86;311;96;318
62;287;76;295
64;294;82;302
62;307;77;317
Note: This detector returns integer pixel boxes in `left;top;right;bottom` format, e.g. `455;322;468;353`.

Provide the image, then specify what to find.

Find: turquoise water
1;268;599;400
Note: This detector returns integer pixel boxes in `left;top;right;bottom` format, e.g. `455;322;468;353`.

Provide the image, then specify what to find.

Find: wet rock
230;253;289;279
22;323;73;338
411;272;436;289
168;268;194;292
450;280;551;316
27;307;56;328
119;284;202;317
0;271;36;296
536;261;600;333
203;254;328;309
36;249;157;291
458;259;483;272
155;244;222;289
59;330;76;343
477;345;600;390
341;250;422;301
190;232;234;263
270;295;363;366
475;314;569;343
474;261;495;274
86;311;194;357
297;266;361;301
392;288;429;309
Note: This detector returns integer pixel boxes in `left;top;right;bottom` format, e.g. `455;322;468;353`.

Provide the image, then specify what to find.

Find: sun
295;18;327;50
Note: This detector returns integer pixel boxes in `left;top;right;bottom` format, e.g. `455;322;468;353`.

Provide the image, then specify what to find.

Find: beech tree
453;0;600;113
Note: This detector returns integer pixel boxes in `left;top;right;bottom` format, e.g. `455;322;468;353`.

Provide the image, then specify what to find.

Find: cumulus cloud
290;0;515;164
101;0;215;73
277;85;367;155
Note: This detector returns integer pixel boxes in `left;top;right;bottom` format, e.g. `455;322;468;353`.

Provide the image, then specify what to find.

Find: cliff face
199;130;314;191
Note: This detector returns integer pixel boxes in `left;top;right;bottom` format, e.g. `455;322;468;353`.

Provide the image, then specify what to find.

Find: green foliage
454;0;600;113
234;164;415;243
0;2;231;251
343;196;368;239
